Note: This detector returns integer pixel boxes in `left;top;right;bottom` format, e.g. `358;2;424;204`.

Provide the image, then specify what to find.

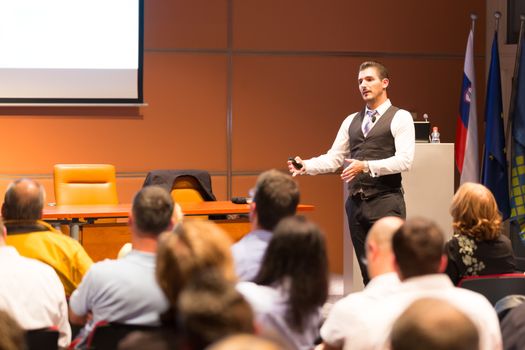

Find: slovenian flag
455;29;479;184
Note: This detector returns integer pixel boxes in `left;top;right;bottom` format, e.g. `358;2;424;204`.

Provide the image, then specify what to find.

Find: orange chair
53;164;119;206
171;175;205;203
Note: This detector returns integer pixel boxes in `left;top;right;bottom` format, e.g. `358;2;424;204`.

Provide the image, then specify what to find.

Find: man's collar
367;99;392;116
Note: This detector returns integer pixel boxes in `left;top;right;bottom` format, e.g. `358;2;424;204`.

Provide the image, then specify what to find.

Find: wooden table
43;201;314;240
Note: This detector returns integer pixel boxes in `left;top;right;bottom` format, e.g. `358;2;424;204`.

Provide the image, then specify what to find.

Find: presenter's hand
287;156;306;177
341;158;365;182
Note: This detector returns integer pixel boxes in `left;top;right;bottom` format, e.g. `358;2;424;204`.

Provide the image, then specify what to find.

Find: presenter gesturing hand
341;159;366;183
287;156;306;177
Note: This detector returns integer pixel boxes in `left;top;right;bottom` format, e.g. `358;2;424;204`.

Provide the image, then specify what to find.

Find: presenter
288;61;415;284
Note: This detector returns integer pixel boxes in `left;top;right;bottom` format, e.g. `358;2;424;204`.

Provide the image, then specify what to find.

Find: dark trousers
345;191;406;285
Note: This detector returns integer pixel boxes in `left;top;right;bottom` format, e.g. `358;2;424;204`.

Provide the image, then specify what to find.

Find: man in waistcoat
288;61;415;284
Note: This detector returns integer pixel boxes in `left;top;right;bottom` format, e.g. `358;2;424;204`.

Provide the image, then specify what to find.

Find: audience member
353;217;502;350
207;334;286;350
178;270;254;350
446;182;516;284
2;178;93;296
119;221;238;349
0;217;70;348
232;169;299;281
389;298;479;350
155;220;236;323
0;310;26;350
319;216;403;350
237;216;328;350
117;202;184;259
69;186;174;348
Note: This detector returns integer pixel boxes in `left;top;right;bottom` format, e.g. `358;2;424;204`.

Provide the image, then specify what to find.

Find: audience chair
26;327;59;350
495;294;525;321
458;273;525;305
171;175;206;203
86;321;160;350
53;164;119;206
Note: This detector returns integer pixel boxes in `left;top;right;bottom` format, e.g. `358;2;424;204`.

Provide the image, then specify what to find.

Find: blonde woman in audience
156;221;237;310
237;216;329;350
446;182;516;285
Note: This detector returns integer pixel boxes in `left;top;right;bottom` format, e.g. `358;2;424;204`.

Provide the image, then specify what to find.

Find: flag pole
482;12;502;183
471;13;477;34
495;11;501;32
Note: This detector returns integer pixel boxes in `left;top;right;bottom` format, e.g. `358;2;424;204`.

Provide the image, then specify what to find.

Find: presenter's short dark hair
132;185;174;235
2;178;45;221
359;60;389;80
393;217;445;279
253;169;299;231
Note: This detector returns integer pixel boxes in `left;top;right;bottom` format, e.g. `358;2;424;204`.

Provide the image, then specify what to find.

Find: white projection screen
0;0;144;104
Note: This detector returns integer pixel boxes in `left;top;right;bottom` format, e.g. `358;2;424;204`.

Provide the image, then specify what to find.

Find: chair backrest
26;327;59;350
142;170;216;202
495;294;525;321
171;176;205;203
54;164;119;206
87;321;160;350
458;273;525;305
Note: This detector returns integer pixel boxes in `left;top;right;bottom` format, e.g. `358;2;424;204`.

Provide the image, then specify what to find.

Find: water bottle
430;126;440;143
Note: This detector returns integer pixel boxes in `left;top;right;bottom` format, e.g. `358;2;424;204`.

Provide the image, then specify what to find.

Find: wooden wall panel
141;53;228;171
232;55;481;170
232;56;358;170
145;0;228;49
233;0;485;54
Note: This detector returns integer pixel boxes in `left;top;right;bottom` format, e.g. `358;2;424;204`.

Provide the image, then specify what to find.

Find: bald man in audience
390;298;479;350
354;217;502;350
318;216;403;350
2;178;93;296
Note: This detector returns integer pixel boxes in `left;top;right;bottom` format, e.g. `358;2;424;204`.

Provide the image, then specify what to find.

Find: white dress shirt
320;272;400;348
0;246;71;348
303;99;415;178
352;274;502;350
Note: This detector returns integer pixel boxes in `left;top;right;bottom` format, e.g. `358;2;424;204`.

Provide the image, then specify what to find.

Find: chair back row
53;165;214;206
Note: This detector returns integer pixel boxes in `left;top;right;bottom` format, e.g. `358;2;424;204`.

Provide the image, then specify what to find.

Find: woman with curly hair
445;182;516;284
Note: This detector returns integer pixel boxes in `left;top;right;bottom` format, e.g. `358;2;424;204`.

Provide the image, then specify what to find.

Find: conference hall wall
0;1;485;273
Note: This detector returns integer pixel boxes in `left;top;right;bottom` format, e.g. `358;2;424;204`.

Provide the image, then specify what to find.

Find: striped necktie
363;109;376;137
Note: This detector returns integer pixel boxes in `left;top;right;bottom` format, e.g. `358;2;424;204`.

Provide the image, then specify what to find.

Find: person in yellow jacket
2;178;93;296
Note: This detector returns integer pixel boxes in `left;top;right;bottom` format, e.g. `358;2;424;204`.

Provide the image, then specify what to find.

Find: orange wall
0;1;486;273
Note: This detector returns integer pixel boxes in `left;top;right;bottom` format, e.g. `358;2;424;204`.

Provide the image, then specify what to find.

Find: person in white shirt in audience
237;216;329;350
69;186;175;348
0;217;71;348
232;169;299;281
351;217;502;350
318;216;403;350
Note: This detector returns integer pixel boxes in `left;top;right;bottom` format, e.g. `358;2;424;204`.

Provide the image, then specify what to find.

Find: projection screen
0;0;143;104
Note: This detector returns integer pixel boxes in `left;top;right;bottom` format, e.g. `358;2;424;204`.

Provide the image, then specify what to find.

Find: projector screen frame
0;0;145;106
